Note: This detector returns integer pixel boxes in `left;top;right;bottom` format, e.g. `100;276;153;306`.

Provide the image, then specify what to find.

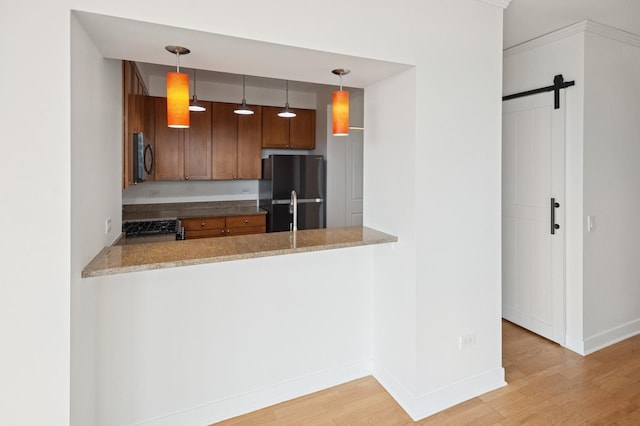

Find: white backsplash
123;180;259;205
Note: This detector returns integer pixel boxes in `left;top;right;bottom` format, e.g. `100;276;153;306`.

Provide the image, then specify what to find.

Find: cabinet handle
221;229;225;234
244;219;248;224
185;176;189;180
201;222;205;227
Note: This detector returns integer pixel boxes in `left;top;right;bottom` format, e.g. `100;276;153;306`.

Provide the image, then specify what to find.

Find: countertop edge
82;226;397;278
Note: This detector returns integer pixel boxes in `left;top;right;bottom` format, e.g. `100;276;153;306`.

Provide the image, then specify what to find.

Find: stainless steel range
118;219;183;245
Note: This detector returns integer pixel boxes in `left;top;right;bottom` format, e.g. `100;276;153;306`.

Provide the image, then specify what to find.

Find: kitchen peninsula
82;226;397;277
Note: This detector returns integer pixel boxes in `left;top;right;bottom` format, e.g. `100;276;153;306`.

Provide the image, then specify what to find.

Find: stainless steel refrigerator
259;155;326;232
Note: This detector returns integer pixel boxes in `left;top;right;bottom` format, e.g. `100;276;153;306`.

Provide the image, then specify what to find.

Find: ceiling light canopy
189;68;206;112
234;75;254;115
278;80;296;118
165;45;190;128
332;68;350;136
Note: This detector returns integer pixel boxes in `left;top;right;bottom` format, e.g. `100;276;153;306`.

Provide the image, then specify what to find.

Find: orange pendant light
165;46;191;128
332;69;350;136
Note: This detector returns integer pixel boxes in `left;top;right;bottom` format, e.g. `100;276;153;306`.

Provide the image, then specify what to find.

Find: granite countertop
122;201;266;222
82;226;397;278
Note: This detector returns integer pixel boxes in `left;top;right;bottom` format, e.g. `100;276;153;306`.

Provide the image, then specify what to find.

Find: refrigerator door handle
272;198;323;205
297;198;324;203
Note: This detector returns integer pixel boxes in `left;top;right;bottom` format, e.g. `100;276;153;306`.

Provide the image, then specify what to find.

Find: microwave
133;132;154;183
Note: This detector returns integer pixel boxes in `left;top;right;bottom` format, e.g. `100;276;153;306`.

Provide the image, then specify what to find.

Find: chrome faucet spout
290;190;298;231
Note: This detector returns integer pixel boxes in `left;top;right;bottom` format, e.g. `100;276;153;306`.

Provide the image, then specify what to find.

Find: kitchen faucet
289;190;298;231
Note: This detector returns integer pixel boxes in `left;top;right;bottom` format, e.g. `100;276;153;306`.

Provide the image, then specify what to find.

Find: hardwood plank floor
213;320;640;425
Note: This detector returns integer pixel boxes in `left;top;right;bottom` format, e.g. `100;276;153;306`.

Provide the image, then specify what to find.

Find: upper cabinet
262;106;316;150
212;102;262;180
125;75;317;185
153;96;212;181
122;61;149;188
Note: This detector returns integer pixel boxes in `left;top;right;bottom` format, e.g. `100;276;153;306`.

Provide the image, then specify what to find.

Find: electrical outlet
105;217;112;234
241;187;250;194
149;190;161;197
459;334;476;349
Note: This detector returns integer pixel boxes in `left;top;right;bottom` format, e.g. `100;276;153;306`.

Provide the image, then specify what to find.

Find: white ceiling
76;3;640;89
74;11;411;90
504;0;640;49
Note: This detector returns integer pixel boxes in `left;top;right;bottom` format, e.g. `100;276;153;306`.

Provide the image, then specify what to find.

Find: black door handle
551;198;560;235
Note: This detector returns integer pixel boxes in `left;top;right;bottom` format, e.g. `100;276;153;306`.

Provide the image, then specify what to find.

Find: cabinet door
290;108;316;149
123;61;134;188
154;97;184;180
181;217;226;239
184;101;212;180
212;102;239;179
261;106;290;148
143;96;156;181
237;105;262;179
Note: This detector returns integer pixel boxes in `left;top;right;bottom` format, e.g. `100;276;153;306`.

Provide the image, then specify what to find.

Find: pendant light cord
242;75;246;100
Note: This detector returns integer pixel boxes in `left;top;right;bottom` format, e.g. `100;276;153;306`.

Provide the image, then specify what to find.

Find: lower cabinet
181;214;266;239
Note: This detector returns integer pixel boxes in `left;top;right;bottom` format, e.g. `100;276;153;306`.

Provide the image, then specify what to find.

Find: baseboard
563;334;586;355
133;359;372;426
582;318;640;355
373;365;506;421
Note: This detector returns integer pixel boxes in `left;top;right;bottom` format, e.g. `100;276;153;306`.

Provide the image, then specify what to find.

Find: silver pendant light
277;80;296;118
234;75;254;115
189;69;206;112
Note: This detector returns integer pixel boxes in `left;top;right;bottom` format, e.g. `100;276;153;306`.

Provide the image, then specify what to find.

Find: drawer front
226;214;266;228
185;228;226;239
226;225;266;236
181;217;226;231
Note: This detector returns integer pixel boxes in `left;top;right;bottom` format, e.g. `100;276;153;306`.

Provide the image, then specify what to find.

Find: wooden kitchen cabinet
212;102;262;180
261;106;316;150
289;108;316;149
226;214;266;236
142;96;156;181
185;101;212;180
122;61;149;188
153;96;212;181
153;97;184;180
181;214;266;239
181;217;227;239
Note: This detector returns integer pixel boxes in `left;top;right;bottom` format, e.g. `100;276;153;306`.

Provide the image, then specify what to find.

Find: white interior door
502;92;566;344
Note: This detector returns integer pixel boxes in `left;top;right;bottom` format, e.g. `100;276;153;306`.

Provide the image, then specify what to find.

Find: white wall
89;248;373;425
366;2;506;418
0;1;506;425
582;29;640;350
503;26;586;349
70;15;124;426
0;3;72;425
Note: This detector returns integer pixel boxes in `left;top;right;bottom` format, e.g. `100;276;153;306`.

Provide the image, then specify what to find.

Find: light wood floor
213;320;640;425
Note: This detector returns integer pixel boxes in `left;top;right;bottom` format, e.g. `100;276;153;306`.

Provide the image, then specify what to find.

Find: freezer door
271;155;324;200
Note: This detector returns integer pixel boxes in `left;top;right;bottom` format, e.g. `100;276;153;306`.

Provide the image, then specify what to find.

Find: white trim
563;334;586;356
505;20;640;57
475;0;511;9
374;365;506;421
132;359;372;426
582;318;640;355
584;20;640;48
504;21;587;57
